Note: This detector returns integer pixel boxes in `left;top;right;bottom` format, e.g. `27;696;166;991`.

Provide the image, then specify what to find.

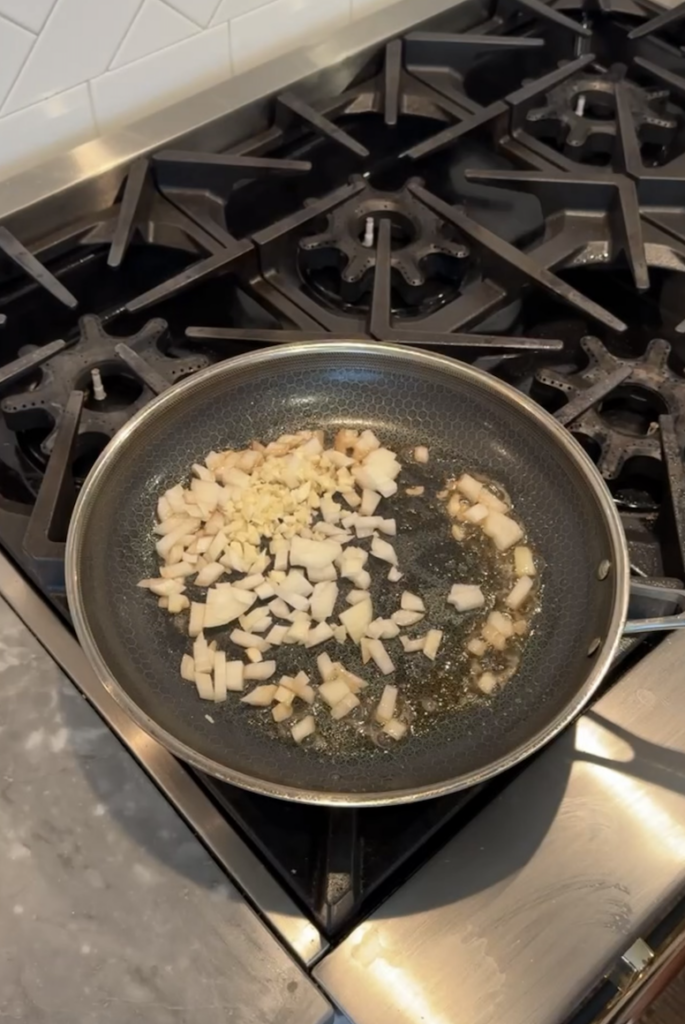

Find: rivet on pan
597;560;611;580
588;638;602;656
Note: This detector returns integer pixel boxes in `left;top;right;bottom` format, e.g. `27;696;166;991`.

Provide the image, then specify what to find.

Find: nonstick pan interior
67;344;627;804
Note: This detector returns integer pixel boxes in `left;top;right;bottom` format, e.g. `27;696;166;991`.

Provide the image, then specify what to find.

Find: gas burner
297;180;469;314
1;314;210;462
534;335;684;478
525;64;678;163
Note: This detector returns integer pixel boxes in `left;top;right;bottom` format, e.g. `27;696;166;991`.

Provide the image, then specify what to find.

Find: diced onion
448;584;484;612
423;629;443;661
241;684;277;706
514;546;536;577
375;684;398;724
383;719;408;740
506;575;534;611
292;716;316;743
401;592;425;613
413;446;429;464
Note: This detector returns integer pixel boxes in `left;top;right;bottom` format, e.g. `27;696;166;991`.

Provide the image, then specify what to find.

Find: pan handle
623;582;685;635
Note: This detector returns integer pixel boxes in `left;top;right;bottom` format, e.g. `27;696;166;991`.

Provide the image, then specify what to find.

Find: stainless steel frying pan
65;342;685;806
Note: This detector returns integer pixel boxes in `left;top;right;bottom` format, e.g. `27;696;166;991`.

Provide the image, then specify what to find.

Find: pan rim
66;340;630;807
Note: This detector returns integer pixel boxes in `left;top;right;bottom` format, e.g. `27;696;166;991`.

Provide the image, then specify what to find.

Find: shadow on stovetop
59;671;685;933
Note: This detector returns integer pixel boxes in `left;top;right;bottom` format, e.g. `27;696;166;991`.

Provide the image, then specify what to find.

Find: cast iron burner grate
534;334;685;479
297;178;469;314
0;314;210;462
524;62;678;165
199;773;492;938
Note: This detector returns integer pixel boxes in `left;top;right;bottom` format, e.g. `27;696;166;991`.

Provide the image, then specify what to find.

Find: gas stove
1;0;685;982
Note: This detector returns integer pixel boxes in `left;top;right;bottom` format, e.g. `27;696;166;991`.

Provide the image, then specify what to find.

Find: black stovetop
2;0;685;941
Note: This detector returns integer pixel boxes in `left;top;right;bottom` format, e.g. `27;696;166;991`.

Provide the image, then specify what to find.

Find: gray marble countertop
0;595;332;1024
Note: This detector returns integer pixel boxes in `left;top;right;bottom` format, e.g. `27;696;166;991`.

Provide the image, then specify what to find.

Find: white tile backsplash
165;0;223;27
0;0;57;34
0;18;35;108
3;0;143;113
90;23;230;133
231;0;350;75
0;0;403;182
111;0;199;70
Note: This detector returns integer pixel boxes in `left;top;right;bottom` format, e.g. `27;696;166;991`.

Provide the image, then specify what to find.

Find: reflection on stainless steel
315;630;685;1024
0;550;326;967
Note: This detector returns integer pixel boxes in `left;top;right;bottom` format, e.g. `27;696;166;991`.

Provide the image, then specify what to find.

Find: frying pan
65;342;677;806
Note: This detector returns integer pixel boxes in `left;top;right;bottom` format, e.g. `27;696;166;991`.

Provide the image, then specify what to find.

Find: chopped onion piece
488;610;514;639
310;581;338;622
514;546;536;577
371;536;397;566
383;719;408;740
481;621;507;651
245;648;263;663
189;602;205;638
225;661;244;692
229;629;270;654
347;589;370;606
467;638;487;657
387;566;404;582
213;651;227;702
360;637;372;665
401;592;425;613
160;561;195;579
320;679;352;707
195;562;225;587
375;685;398;724
448;584;485;612
305;622;334;648
275;685;295;705
451;523;465;542
340;598;373;643
478;672;498;695
333;625;347;643
350;569;371;590
506;575;534;611
241;684;277;706
482;511;524;552
233;573;265;591
180;654;195;681
367;638;395;675
292;716;316;743
269;598;292;619
277;589;309;612
317;652;336;682
360;489;382;516
455;473;483;503
413;446;429;464
205;588;255;629
400;635;426;653
193;632;213;673
195;672;214;701
243;660;276;681
479;488;508;514
391;609;424;627
167;593;189;614
307;564;338;583
253;581;274;602
463;503;489;524
272;703;293;723
405;486;424;497
331;692;361;720
290;535;343;573
285;618;311;644
266;624;289;646
423;629;443;661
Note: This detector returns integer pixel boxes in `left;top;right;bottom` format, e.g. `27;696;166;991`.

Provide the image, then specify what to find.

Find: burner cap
298;178;469;314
